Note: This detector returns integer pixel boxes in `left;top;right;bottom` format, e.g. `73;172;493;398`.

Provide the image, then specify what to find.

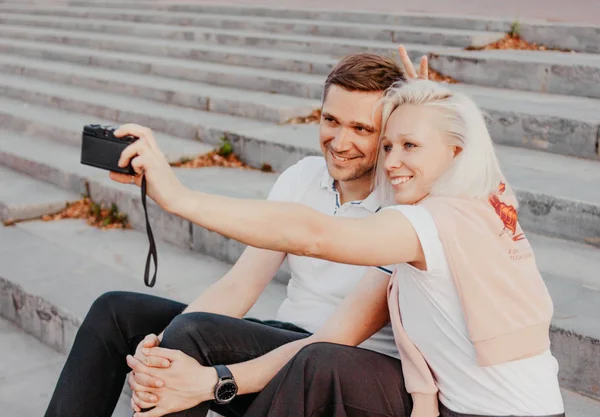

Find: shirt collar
319;169;382;213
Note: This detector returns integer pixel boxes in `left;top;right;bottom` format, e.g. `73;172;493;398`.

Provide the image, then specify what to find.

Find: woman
112;79;565;417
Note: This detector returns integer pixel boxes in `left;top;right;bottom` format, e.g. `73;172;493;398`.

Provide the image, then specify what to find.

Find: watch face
216;380;238;404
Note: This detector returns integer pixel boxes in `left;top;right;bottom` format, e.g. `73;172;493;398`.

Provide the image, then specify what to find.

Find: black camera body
80;124;138;175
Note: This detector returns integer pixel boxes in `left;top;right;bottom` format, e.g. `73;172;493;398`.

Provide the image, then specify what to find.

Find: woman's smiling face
382;104;459;205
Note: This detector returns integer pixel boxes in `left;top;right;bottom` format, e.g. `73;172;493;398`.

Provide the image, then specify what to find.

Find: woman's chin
393;192;425;206
393;194;411;205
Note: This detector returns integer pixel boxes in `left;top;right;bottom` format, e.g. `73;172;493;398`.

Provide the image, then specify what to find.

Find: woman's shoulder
383;204;448;276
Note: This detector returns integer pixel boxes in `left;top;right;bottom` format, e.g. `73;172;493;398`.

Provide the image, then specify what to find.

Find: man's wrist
212;364;238;404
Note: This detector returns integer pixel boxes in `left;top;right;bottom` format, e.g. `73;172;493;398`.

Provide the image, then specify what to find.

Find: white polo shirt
268;156;398;358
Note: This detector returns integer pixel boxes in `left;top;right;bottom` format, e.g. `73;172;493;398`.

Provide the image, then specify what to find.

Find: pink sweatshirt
386;184;554;416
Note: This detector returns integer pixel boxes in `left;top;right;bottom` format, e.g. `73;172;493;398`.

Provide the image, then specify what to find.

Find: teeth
391;177;412;185
332;153;349;162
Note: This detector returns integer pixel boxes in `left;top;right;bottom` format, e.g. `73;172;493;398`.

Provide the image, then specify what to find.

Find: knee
160;312;223;362
80;291;130;333
293;342;347;372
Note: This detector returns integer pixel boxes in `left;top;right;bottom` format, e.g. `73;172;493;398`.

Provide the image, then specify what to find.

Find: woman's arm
110;124;423;268
173;188;423;267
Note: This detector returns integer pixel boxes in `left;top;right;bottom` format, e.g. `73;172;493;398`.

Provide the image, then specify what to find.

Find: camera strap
141;175;158;287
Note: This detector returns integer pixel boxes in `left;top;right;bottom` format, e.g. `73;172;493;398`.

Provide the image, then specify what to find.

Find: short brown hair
322;53;406;101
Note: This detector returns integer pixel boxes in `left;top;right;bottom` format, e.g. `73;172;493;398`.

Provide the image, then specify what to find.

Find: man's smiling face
319;85;383;183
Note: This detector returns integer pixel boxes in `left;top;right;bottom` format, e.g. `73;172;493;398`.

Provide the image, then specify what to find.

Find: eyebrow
321;112;376;132
352;121;376;132
395;133;415;139
381;133;415;142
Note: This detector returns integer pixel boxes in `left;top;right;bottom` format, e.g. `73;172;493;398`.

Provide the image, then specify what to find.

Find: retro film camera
80;124;139;175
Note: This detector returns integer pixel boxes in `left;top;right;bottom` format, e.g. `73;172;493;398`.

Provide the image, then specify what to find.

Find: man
44;47;428;417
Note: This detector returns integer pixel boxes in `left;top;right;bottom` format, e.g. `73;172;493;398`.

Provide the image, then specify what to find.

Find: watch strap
214;364;234;381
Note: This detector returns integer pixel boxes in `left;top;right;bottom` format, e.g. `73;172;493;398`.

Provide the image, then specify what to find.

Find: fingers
127;355;159;378
132;391;158;410
129;372;153;393
117;139;150;170
144;354;171;368
109;171;140;186
133;351;169;370
131;396;141;413
418;55;429;80
142;347;182;362
143;334;161;348
398;45;417;79
130;155;147;176
398;45;429;81
133;371;166;389
136;391;159;404
129;372;164;393
114;123;159;153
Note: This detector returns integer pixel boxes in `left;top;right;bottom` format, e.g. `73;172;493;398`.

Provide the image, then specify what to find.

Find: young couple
45;46;565;417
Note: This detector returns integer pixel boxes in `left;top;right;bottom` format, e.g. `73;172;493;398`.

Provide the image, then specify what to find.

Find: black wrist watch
213;365;238;405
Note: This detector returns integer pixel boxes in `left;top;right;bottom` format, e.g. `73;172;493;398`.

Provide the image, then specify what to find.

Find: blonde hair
374;79;508;206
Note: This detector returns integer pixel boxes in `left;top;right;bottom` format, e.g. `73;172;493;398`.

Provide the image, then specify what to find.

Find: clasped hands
125;334;218;417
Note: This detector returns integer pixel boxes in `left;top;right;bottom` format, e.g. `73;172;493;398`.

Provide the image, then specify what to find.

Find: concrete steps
1;43;599;160
1;22;594;107
0;129;283;267
0;79;322;173
0;97;214;160
98;2;598;53
165;4;600;54
0;6;507;48
0;165;80;223
0;17;458;59
430;49;600;99
0;11;598;99
0;317;133;417
0;37;328;98
0;216;286;356
0;24;339;76
1;1;597;53
0;54;319;124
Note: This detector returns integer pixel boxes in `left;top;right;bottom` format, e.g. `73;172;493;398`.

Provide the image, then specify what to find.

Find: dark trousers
43;291;311;417
438;403;566;417
246;342;413;417
245;344;567;417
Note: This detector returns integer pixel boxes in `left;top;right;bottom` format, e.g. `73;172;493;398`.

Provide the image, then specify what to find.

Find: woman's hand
398;45;429;80
109;124;188;213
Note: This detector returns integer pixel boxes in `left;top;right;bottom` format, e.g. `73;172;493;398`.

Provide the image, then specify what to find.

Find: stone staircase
0;1;599;415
